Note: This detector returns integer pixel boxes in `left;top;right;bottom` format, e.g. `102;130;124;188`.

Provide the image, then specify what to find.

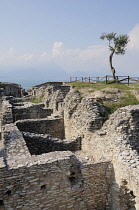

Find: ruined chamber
0;82;138;210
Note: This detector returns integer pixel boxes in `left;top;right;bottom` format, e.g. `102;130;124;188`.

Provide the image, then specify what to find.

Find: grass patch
25;96;44;103
129;82;139;89
68;82;139;117
69;81;132;93
104;91;139;115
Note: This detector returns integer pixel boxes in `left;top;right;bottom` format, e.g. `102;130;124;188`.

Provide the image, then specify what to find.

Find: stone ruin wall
16;118;65;139
0;82;139;209
80;106;139;210
12;102;53;122
0;123;113;210
0;82;25;98
22;132;81;155
0;85;115;210
43;85;71;115
0;154;113;210
27;82;63;97
63;91;139;209
38;84;139;209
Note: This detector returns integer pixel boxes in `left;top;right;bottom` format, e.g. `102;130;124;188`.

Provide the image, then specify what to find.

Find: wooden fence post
106;76;107;84
128;76;130;86
116;76;118;83
89;77;90;83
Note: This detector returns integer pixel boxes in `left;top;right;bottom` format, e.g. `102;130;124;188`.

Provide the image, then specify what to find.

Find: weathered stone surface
83;105;139;209
0;82;139;209
0;151;112;210
16;118;65;139
43;85;71;115
12;102;52;122
64;90;106;138
27;82;64;97
22;132;81;155
0;82;25;97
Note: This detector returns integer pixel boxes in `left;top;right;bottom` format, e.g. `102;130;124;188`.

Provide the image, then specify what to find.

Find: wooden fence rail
70;76;139;85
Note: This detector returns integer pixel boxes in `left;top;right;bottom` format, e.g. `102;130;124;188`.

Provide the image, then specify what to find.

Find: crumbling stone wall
82;105;139;209
27;83;71;116
0;94;114;209
0;98;3;141
0;152;113;210
27;82;63;97
2;124;31;168
63;89;106;139
50;88;139;209
43;85;71;114
0;82;25;97
12;102;52;122
22;132;81;155
16;118;65;139
1;82;139;209
1;98;13;125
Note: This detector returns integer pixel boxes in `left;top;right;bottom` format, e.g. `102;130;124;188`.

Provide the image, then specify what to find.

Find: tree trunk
109;50;116;80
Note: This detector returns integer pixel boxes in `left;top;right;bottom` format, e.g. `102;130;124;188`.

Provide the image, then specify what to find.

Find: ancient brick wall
27;82;63;97
22;132;81;155
63;89;106;139
2;124;31;168
0;82;24;97
1;83;139;209
1;98;13;125
12;102;52;122
16;118;65;139
60;89;139;209
0;97;3;141
0;153;112;210
0;119;113;210
81;105;139;209
43;85;71;114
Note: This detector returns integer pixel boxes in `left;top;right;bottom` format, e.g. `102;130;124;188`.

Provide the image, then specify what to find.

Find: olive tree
100;32;129;80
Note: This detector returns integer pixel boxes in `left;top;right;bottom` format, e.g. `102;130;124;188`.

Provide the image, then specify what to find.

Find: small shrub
25;96;44;103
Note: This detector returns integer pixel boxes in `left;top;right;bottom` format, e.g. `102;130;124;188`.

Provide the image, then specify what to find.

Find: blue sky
0;0;139;88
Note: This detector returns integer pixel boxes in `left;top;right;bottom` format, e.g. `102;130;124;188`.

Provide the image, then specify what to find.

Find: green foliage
100;32;129;55
100;32;116;47
25;95;44;103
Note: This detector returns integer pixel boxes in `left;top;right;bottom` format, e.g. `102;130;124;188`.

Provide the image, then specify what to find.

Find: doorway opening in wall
0;200;4;206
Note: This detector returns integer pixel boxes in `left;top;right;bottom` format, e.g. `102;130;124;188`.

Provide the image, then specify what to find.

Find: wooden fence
70;76;139;85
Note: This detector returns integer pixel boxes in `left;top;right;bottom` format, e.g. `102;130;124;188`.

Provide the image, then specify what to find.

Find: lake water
0;78;69;90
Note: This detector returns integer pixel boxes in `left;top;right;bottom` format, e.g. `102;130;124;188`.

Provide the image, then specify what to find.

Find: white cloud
18;54;34;61
0;42;109;74
128;24;139;50
8;48;16;56
1;23;139;77
52;41;64;57
51;43;109;72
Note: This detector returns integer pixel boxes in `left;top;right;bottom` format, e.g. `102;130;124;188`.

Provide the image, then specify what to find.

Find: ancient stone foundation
0;153;113;210
0;82;139;209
